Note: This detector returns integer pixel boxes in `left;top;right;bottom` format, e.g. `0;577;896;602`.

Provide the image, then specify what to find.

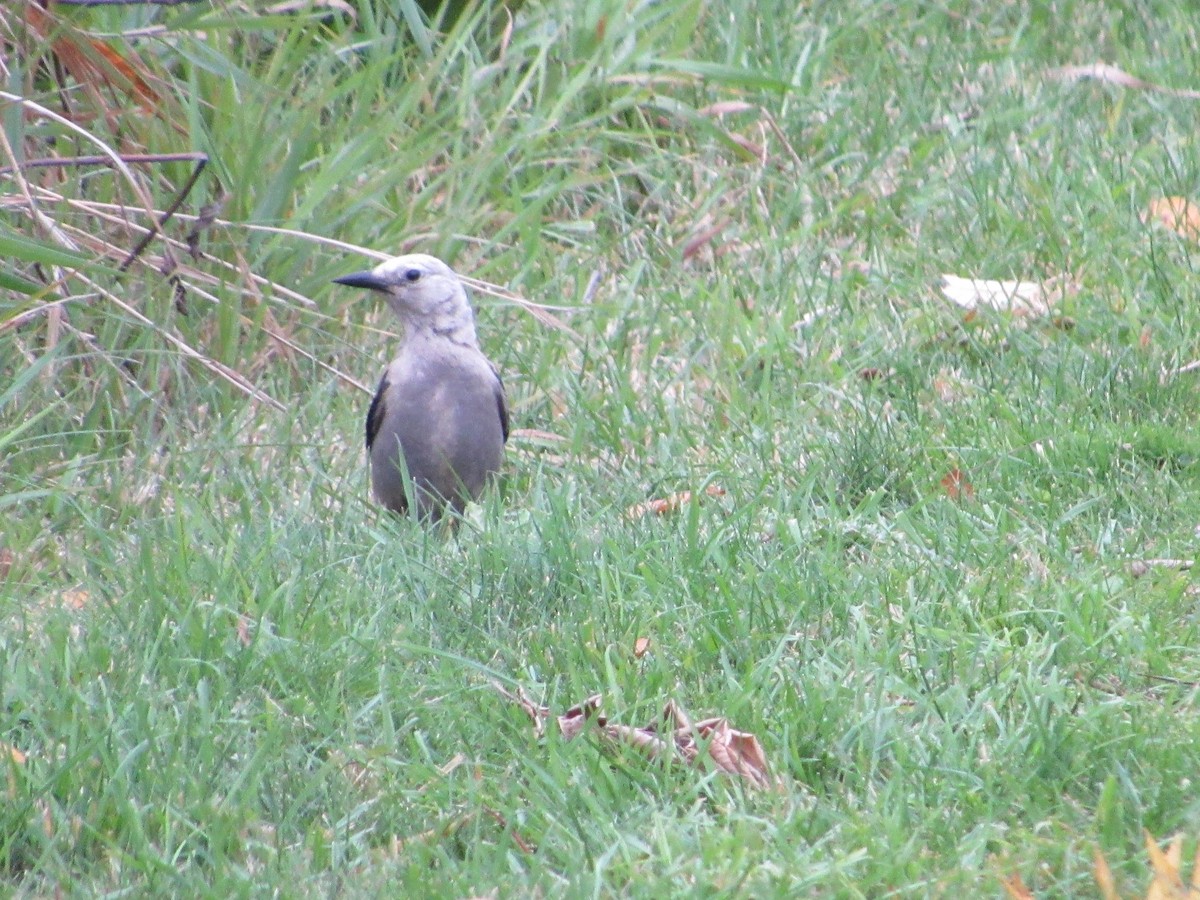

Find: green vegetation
4;0;1200;894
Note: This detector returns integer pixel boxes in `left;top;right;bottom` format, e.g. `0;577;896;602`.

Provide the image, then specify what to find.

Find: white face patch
369;254;478;345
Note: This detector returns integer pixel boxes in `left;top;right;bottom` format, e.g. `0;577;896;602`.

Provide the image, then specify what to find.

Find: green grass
4;0;1200;895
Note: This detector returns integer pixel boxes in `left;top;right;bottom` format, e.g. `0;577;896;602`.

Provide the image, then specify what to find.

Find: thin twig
4;187;317;309
118;155;209;271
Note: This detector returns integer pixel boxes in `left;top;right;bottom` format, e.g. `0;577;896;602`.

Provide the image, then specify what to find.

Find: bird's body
334;254;508;520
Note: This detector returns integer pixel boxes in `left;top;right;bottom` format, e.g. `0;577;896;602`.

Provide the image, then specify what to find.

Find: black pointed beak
333;271;390;292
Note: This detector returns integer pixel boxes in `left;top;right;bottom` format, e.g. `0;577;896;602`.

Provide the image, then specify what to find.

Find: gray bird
333;254;509;520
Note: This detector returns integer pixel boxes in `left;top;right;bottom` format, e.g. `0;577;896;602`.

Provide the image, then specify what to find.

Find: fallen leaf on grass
633;637;652;658
1048;63;1200;100
1129;558;1194;578
556;694;605;741
1091;830;1200;899
1094;845;1121;900
688;716;773;789
626;484;727;520
60;590;89;610
1002;872;1035;900
940;468;975;501
938;273;1076;318
0;547;11;580
1142;830;1192;900
496;687;775;790
1143;198;1200;243
236;614;253;647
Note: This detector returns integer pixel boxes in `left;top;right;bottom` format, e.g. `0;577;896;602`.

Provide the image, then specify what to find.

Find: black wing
492;366;510;443
366;374;389;451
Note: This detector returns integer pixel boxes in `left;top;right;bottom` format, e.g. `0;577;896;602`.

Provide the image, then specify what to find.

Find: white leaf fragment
937;274;1063;318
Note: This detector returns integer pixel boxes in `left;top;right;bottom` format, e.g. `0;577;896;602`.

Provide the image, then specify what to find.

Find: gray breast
366;352;507;519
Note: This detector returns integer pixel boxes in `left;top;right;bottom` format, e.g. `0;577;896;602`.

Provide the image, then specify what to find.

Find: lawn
4;0;1200;895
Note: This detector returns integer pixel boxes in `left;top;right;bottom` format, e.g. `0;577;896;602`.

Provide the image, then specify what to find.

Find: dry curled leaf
497;689;775;789
1092;831;1200;900
1143;831;1187;900
1144;197;1200;243
23;4;163;122
626;484;727;520
691;717;773;789
605;722;673;758
633;636;651;658
492;682;552;738
557;694;604;741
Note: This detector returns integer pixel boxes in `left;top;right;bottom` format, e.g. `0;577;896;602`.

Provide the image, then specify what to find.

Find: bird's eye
404;269;422;283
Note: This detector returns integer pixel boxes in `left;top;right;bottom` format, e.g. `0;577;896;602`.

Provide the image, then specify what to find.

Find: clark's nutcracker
334;254;509;520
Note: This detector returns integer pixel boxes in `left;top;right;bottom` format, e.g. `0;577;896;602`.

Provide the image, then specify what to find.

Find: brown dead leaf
626;484;726;520
236;614;253;647
3;743;26;766
1002;872;1035;900
1093;846;1121;900
0;547;11;581
498;689;775;789
557;694;604;741
940;468;975;502
1144;197;1200;243
605;722;673;759
633;637;651;658
1143;831;1187;900
692;717;772;789
60;590;89;610
661;698;692;732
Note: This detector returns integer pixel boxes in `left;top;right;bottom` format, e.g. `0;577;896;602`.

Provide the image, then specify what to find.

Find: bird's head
334;253;478;344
